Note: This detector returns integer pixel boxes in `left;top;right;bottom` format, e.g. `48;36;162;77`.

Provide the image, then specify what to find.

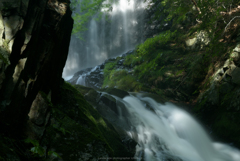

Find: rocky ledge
68;50;134;89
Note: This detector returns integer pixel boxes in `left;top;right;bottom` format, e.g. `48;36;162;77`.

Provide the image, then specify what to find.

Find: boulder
98;93;118;115
228;66;240;85
221;64;240;85
233;43;240;52
230;52;240;62
103;88;130;98
45;82;135;160
69;65;104;89
185;30;210;50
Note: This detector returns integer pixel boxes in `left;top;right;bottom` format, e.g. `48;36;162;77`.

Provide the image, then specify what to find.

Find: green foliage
71;0;113;38
102;0;240;99
25;138;62;159
137;30;177;56
48;151;62;159
24;138;45;156
102;68;143;91
103;61;117;76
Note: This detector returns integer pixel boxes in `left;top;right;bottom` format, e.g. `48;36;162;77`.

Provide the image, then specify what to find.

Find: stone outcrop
40;82;135;161
185;30;210;50
69;50;134;89
0;0;73;137
69;65;104;89
196;43;240;147
74;84;137;156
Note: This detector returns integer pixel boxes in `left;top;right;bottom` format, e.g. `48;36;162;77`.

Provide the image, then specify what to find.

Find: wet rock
84;89;100;106
68;67;92;84
122;136;137;154
103;88;130;98
69;65;104;89
70;50;135;90
98;93;118;115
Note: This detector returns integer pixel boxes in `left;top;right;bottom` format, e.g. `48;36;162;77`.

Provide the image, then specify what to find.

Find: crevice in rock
223;67;229;73
2;30;5;39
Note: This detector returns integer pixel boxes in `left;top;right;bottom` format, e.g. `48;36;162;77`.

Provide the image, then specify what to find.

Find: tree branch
190;0;201;14
223;16;240;35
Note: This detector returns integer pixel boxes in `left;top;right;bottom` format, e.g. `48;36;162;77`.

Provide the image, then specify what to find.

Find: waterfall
104;93;240;161
62;0;146;79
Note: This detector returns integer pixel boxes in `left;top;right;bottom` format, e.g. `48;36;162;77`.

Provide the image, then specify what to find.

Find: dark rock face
0;2;135;159
0;0;73;137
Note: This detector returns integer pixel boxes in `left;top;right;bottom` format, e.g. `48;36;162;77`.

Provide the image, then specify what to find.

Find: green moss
43;82;133;160
124;52;143;67
73;84;93;95
104;61;117;76
102;69;143;92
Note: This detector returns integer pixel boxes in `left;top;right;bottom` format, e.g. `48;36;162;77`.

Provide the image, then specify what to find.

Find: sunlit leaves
71;0;114;38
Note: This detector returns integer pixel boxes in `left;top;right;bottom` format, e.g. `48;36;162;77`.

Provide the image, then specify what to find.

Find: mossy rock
84;89;99;104
73;84;100;107
73;84;92;95
42;82;134;160
102;88;129;99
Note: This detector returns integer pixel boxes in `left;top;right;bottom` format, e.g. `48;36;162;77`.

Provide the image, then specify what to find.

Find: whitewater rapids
112;94;240;161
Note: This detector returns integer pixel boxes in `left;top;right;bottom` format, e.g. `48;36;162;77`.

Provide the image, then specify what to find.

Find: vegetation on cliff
101;0;240;147
102;0;240;98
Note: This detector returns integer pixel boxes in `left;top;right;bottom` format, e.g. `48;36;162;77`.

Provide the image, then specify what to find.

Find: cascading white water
76;75;86;86
62;0;146;79
111;94;240;161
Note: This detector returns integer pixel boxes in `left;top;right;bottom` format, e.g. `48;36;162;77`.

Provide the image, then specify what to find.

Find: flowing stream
104;93;240;161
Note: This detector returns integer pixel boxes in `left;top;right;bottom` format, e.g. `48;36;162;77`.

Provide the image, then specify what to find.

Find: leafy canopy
70;0;114;39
